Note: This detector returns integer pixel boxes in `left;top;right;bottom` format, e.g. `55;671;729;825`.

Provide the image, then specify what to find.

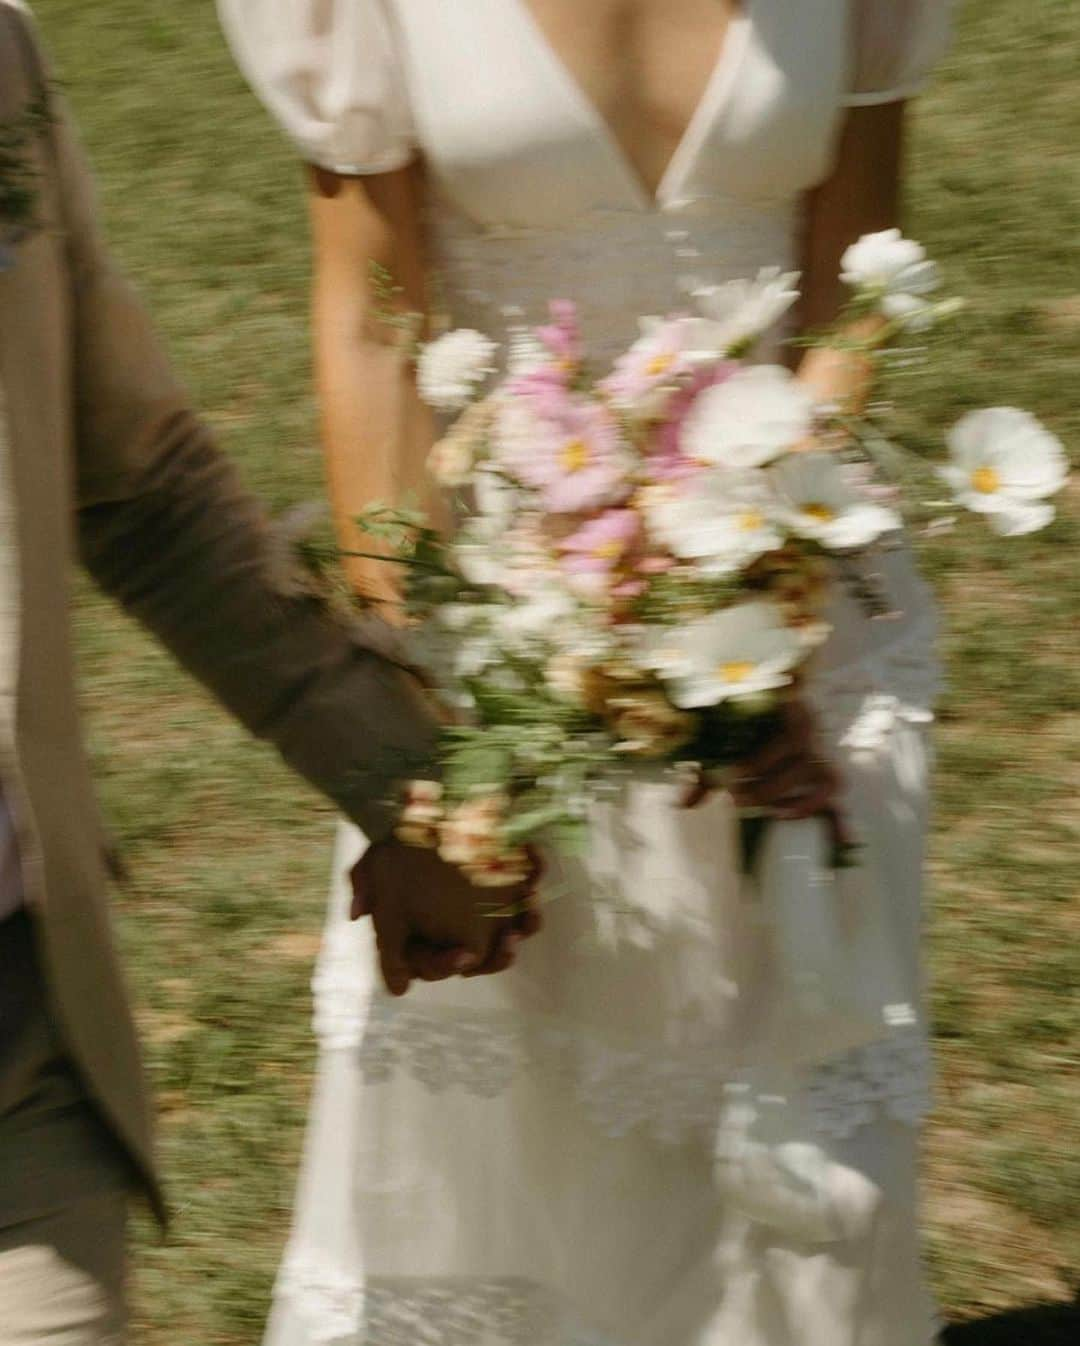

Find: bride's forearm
315;317;438;605
307;163;441;608
794;101;905;427
794;314;884;420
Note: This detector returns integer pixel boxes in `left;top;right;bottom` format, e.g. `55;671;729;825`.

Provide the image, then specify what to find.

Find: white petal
894;259;940;297
985;500;1056;537
882;292;936;331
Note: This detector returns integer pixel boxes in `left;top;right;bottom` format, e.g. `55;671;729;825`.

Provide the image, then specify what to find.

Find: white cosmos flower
840;229;940;309
493;585;578;651
691;268;801;356
646;469;784;574
770;452;901;550
640;601;804;709
418;329;498;412
452;540;501;587
472;467;517;535
411;610;498;682
940;407;1068;536
681;365;817;469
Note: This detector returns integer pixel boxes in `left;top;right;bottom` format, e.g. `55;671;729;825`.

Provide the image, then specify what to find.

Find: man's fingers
349;853;373;921
371;900;413;997
679;771;712;810
515;903;543;939
407;941;479;982
462;925;520;978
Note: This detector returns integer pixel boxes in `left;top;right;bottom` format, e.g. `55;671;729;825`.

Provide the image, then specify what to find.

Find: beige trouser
0;910;134;1345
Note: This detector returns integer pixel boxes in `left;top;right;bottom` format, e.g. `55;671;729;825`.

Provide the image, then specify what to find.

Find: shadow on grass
942;1299;1079;1346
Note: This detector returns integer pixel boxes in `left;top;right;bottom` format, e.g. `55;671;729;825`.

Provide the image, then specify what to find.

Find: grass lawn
28;0;1080;1341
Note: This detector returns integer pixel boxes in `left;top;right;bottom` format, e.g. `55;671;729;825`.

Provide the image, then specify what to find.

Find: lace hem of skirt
314;987;932;1145
273;1266;610;1346
272;1261;940;1346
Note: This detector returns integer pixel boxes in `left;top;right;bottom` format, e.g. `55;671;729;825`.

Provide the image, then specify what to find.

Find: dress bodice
221;0;952;360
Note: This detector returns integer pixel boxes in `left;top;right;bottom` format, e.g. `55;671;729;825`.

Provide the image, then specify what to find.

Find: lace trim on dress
804;1028;933;1138
274;1263;608;1346
274;1258;940;1346
327;993;933;1146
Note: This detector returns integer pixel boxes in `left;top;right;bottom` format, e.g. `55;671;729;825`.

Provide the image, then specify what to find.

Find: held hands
354;699;838;998
351;839;544;997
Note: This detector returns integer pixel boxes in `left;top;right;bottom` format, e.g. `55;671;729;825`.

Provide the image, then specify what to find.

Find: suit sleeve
27;25;437;840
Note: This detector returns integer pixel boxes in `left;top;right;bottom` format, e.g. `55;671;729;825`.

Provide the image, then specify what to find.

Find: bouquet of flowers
347;231;1067;888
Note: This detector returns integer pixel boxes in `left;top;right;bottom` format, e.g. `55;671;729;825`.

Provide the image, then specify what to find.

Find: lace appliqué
274;1262;607;1346
347;997;932;1146
358;1003;565;1102
806;1030;933;1139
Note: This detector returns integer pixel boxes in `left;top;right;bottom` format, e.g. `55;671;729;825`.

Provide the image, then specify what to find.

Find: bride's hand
683;699;844;825
731;699;840;820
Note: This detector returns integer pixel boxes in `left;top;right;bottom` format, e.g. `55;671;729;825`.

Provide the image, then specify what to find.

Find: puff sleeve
845;0;952;106
217;0;415;174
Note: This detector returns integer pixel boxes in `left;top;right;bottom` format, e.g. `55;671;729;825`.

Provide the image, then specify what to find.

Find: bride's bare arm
794;102;905;413
726;106;905;820
307;163;441;605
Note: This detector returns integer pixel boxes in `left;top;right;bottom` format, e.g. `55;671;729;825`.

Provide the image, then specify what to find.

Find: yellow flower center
801;502;835;522
719;660;756;684
646;352;676;378
971;466;1001;494
592;540;624;560
738;510;765;532
561;438;591;473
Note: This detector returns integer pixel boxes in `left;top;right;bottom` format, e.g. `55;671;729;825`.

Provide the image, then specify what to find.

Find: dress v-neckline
511;0;756;212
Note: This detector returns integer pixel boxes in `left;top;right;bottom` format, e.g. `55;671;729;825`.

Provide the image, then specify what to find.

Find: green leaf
442;740;513;796
503;802;577;845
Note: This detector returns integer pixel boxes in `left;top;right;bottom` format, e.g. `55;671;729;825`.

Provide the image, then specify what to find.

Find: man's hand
351;840;543;997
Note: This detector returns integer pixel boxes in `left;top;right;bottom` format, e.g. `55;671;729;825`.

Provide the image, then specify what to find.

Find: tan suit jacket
0;1;437;1220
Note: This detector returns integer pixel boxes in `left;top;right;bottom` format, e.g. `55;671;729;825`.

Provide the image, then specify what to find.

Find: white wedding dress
221;3;952;1343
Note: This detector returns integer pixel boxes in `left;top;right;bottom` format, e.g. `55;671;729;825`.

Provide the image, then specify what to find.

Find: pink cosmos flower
646;362;739;481
537;300;583;368
505;302;584;402
500;392;633;515
559;509;641;578
601;318;696;415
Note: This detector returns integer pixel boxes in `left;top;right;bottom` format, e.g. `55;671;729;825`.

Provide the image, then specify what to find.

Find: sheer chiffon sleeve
217;0;415;174
845;0;952;106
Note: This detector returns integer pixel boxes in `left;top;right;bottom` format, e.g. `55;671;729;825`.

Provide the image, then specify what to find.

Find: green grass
28;0;1080;1340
